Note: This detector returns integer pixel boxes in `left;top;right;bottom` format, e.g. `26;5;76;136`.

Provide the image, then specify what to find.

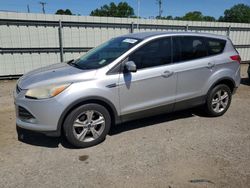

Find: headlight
25;83;71;99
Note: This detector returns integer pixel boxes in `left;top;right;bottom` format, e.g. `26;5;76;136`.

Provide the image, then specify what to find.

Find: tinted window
173;36;208;62
172;37;181;63
207;38;226;55
129;37;171;69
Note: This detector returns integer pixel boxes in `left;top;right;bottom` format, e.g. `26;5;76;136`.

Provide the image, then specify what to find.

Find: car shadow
109;108;205;135
240;78;250;86
16;127;75;149
16;108;208;149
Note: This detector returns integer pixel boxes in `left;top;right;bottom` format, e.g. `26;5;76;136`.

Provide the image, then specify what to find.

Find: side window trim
108;35;227;74
107;36;174;74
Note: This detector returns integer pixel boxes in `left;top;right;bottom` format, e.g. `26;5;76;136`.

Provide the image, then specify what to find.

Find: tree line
55;2;250;23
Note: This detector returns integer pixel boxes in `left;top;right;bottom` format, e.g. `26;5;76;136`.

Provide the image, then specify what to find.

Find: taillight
230;55;241;63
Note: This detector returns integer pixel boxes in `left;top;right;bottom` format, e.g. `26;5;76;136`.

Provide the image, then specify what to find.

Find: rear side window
172;36;208;63
206;38;226;55
129;37;171;69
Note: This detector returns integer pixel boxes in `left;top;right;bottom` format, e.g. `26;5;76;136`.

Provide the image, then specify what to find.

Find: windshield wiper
67;59;75;65
67;59;82;69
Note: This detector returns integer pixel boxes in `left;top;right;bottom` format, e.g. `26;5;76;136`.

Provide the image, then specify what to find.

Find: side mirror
124;61;137;73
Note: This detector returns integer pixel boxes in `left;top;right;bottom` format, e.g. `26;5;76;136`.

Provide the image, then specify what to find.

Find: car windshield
70;37;141;70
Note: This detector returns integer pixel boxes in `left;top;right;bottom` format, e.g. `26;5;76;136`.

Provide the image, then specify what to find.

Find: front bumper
14;87;64;135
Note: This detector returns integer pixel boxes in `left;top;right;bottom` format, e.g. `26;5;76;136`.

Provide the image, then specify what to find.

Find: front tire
205;84;232;117
63;103;111;148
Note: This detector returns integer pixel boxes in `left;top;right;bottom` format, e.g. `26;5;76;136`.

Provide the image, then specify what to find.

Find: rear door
172;36;215;104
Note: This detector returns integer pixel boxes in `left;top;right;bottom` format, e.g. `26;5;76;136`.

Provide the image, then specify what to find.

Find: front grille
18;106;35;120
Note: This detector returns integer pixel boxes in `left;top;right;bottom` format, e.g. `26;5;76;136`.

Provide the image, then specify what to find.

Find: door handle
207;62;215;69
162;71;174;78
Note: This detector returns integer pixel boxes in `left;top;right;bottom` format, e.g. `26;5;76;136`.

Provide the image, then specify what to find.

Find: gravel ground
0;64;249;188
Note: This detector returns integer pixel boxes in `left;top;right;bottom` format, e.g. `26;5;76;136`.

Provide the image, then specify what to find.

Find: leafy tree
55;9;73;15
156;15;173;20
182;11;203;21
203;16;216;22
219;4;250;23
177;11;215;21
90;2;135;17
156;11;215;21
174;16;183;20
166;15;173;20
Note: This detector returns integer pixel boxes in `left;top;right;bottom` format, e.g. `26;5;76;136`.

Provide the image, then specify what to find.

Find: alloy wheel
73;110;105;142
211;89;229;113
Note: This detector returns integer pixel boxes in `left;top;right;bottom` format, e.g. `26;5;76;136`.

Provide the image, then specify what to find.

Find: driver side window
129;37;171;69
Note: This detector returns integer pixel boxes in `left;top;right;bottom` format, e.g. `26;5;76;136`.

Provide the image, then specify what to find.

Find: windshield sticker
122;38;138;44
99;59;106;65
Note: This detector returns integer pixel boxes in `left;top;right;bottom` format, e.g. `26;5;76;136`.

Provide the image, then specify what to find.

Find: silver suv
14;32;241;148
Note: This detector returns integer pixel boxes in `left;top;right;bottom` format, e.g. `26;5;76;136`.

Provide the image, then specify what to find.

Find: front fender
54;81;120;136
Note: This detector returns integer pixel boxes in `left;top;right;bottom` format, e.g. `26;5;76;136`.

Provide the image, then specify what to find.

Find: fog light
18;106;37;124
21;118;37;124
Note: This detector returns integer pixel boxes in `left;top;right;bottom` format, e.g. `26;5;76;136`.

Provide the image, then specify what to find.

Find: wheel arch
207;77;236;95
56;96;120;136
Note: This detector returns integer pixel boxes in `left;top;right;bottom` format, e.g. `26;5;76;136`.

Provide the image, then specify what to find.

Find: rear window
172;36;208;62
206;38;226;55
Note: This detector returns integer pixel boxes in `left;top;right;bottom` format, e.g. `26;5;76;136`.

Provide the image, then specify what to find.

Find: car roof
121;31;228;40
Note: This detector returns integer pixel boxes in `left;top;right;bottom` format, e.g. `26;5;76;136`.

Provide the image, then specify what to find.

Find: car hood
17;62;97;89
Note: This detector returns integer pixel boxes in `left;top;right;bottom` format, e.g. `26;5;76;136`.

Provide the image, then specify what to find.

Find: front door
118;37;177;121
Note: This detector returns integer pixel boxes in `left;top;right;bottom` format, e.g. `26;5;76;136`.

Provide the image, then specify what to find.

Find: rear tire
205;84;232;117
63;103;111;148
